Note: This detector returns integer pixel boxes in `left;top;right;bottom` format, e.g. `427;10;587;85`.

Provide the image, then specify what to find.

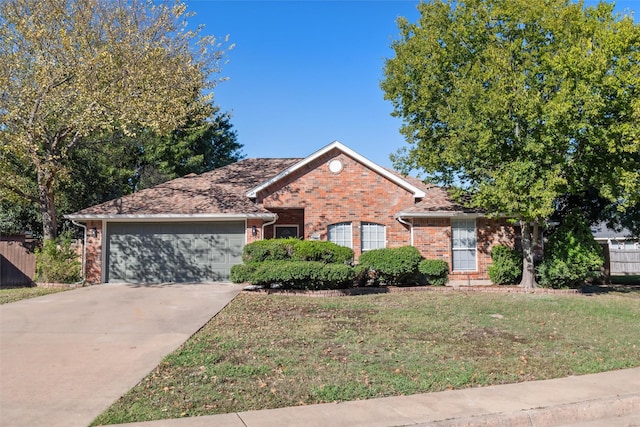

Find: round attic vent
328;159;343;173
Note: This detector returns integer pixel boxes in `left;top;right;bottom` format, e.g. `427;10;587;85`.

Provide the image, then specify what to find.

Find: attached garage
105;221;245;283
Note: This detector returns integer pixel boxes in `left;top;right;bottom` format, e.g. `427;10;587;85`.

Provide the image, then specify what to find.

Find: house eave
246;141;427;199
396;211;485;219
64;213;277;222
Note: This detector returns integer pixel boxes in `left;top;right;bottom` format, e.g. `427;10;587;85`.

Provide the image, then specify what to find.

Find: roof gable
245;141;426;199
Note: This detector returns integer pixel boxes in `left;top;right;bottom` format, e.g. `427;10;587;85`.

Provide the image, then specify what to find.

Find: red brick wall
265;208;304;239
257;149;413;258
246;218;263;244
84;220;102;284
412;217;451;260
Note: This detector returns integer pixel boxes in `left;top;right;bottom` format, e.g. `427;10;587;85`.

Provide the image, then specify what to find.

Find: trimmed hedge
418;259;449;286
232;260;355;290
242;238;353;264
357;246;423;286
229;263;259;284
487;245;522;285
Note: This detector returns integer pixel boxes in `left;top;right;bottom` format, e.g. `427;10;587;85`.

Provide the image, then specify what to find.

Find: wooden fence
608;248;640;275
0;236;36;287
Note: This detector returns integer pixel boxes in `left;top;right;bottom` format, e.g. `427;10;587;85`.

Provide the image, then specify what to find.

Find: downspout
396;215;414;246
70;220;87;285
261;214;279;240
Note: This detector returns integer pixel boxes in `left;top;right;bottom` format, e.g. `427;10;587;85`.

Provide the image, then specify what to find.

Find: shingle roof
69;158;301;217
68;149;480;219
382;168;477;216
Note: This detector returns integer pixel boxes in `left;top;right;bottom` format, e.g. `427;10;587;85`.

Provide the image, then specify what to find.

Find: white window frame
451;218;477;271
328;222;352;248
361;222;386;252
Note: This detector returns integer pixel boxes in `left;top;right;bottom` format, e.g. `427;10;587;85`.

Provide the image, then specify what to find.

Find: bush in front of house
241;239;290;263
537;213;604;289
241;260;355;290
418;259;449;286
290;239;354;264
487;245;522;285
35;233;81;283
230;263;259;284
242;238;353;264
357;246;423;286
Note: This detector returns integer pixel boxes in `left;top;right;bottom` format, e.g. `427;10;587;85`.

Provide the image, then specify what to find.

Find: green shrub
34;233;81;283
290;239;354;264
241;239;290;263
357;246;423;286
242;239;353;264
246;261;355;290
230;263;259;283
537;213;604;289
418;259;449;286
487;245;522;285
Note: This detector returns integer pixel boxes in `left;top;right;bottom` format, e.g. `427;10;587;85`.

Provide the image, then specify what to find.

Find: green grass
92;290;640;425
0;286;71;304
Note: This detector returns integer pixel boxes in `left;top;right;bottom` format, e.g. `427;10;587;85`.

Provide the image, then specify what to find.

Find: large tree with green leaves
0;0;228;239
382;0;640;288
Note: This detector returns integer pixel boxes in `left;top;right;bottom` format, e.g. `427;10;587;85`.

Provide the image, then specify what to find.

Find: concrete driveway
0;282;242;427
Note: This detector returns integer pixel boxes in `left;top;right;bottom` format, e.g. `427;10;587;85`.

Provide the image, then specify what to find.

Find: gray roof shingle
71;158;301;216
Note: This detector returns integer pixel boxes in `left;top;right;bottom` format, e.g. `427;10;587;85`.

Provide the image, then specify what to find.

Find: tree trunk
519;220;538;289
37;167;57;240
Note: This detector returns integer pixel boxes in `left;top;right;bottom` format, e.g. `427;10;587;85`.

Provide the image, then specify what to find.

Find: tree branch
0;181;39;203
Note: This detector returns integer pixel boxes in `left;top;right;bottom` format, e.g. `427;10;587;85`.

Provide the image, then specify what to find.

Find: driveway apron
0;283;242;427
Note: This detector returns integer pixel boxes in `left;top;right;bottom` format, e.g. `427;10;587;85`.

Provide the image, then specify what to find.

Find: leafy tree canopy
0;0;230;239
382;0;639;287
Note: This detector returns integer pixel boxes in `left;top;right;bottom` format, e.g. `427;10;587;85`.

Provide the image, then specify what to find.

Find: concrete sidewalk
113;367;640;427
0;283;242;427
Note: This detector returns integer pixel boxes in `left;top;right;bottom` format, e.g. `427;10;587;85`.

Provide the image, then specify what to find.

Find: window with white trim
451;218;476;271
328;222;352;248
361;222;385;251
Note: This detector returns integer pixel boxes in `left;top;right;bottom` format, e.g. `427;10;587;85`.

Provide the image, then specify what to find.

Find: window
361;222;385;251
328;222;352;248
275;225;299;239
452;218;476;271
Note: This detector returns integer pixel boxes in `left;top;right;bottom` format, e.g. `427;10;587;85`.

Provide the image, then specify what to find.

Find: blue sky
188;0;638;169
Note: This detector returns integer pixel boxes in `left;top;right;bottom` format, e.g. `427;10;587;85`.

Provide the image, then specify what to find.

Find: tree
130;109;244;190
382;0;640;288
0;0;228;239
0;109;243;237
537;212;604;288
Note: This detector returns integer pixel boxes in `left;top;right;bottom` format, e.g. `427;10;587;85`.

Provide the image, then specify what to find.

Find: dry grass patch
0;286;71;304
92;290;640;425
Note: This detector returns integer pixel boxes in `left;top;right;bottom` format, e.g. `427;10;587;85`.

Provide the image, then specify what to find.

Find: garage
105;221;245;283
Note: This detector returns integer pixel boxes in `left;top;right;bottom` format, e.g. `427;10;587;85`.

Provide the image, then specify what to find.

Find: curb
425;393;640;427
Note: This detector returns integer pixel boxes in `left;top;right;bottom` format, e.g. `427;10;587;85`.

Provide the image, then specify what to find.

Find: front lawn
92;290;640;425
0;286;71;304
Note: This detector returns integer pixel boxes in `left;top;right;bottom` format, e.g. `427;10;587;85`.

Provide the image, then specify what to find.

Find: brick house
66;141;517;284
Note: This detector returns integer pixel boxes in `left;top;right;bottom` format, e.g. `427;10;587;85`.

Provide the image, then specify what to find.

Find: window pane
328;222;352;248
362;222;385;251
453;249;476;271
